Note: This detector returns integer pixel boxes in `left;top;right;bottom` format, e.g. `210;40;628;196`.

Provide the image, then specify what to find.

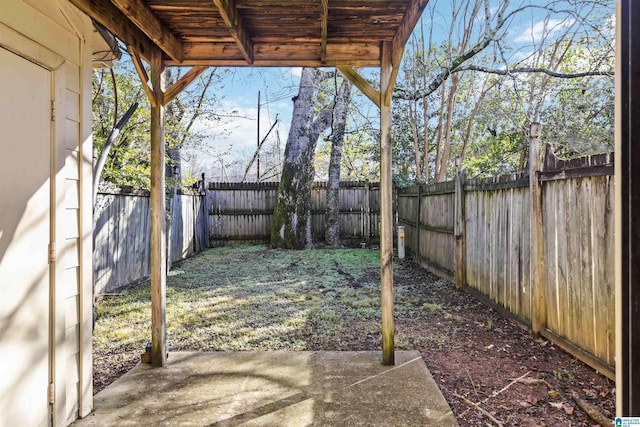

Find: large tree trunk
325;80;351;247
271;68;335;249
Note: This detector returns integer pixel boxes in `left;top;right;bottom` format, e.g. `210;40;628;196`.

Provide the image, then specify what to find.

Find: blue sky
184;67;302;177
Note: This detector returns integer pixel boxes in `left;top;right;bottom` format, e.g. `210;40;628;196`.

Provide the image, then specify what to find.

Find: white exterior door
0;46;53;427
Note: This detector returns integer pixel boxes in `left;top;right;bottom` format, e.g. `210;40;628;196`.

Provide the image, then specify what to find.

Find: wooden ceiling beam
171;41;380;67
380;0;428;105
167;58;380;67
320;0;328;63
163;66;209;105
337;66;380;107
68;0;158;61
111;0;184;63
212;0;254;64
391;0;429;70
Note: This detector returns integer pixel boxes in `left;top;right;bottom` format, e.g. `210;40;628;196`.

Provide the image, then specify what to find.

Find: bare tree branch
395;0;612;102
395;64;613;101
457;65;613;79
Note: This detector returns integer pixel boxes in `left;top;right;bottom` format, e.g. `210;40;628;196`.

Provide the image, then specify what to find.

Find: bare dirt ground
93;246;615;426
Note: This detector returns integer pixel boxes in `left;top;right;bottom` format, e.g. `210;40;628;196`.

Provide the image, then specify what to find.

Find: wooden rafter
163;66;209;106
128;45;158;107
111;0;184;63
391;0;429;70
320;0;328;63
337;66;380;107
212;0;254;64
68;0;156;60
382;1;429;106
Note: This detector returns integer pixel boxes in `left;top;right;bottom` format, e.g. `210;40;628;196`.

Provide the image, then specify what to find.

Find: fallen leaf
548;390;559;399
549;402;563;409
518;378;551;387
519;401;532;407
563;403;575;415
527;394;539;406
583;388;598;399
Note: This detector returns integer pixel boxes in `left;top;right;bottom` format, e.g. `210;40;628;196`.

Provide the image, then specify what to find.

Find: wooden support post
529;124;546;336
380;42;395;365
454;169;466;289
149;51;167;367
616;0;640;415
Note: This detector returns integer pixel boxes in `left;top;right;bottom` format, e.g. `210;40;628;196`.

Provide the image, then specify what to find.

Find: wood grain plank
543;180;559;333
212;0;254;63
111;0;184;62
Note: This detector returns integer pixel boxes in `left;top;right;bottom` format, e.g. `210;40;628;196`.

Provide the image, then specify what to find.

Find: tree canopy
92;60;230;191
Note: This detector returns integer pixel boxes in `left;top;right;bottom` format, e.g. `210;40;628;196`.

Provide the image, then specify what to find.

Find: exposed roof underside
69;0;428;67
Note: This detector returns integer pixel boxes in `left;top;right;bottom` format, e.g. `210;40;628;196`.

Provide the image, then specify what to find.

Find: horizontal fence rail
396;146;615;379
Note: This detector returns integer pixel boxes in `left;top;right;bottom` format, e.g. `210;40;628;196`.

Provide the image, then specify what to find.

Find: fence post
529;123;547;336
364;182;371;245
416;184;421;263
201;173;209;249
454;169;466;289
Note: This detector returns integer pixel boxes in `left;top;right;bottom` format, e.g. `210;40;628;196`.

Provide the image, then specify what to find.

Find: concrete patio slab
73;351;457;426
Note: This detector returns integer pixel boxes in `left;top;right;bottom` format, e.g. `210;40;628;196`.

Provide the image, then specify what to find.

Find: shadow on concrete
73;351;457;426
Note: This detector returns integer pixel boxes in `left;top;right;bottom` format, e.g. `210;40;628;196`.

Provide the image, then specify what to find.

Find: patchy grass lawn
94;245;614;426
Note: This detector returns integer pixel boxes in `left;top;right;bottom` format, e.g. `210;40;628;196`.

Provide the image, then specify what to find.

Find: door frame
0;21;66;426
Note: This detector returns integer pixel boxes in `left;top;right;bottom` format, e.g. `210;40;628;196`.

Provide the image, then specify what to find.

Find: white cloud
509;48;535;64
290;67;303;77
190;101;291;163
514;18;576;44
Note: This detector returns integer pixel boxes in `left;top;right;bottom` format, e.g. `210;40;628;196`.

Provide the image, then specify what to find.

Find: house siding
0;0;94;424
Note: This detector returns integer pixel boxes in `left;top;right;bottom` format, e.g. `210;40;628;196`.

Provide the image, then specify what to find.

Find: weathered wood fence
397;145;615;378
207;181;380;245
94;188;207;295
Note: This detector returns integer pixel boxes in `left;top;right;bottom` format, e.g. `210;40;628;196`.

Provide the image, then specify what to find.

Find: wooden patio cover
70;0;429;367
71;0;424;68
